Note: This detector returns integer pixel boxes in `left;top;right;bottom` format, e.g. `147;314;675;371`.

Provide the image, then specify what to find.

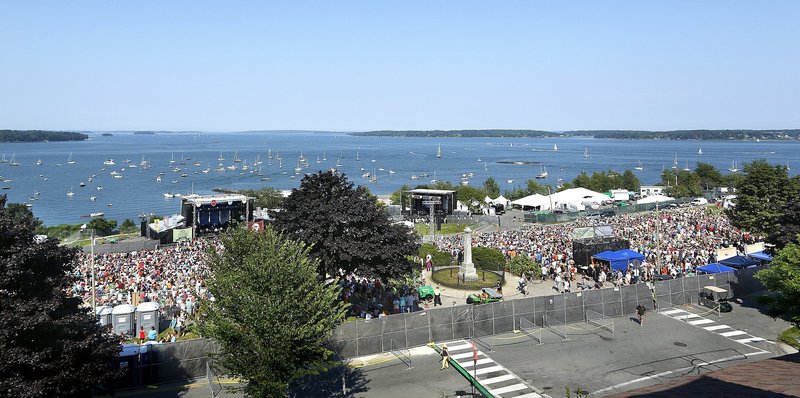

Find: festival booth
697;263;736;274
591;249;645;272
748;251;773;264
719;255;759;269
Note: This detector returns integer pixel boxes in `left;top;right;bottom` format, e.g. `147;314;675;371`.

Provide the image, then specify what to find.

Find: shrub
472;247;505;270
508;254;541;278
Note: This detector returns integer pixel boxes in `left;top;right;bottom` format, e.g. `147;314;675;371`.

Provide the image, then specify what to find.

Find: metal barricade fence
329;273;733;358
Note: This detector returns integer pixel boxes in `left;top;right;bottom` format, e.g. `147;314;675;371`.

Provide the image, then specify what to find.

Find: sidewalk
420;268;568;307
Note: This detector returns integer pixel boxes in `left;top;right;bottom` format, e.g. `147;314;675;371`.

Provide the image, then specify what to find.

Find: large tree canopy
0;195;121;397
727;160;796;236
756;240;800;327
201;226;347;397
271;171;419;281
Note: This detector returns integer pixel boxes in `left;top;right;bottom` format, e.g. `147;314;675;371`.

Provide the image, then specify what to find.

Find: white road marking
474;365;505;375
704;325;732;331
513;393;543;398
735;337;766;343
720;330;747;337
457;358;495;368
450;351;483;360
479;374;516;385
444;342;473;352
688;319;715;326
661;309;686;315
490;383;528;395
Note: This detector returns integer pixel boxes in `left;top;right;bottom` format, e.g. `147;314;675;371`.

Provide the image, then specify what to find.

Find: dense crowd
72;239;223;324
435;207;761;288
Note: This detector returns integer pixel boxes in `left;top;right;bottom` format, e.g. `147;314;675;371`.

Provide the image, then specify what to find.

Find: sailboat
67;152;76;164
671;153;678;169
728;160;739;173
436;144;442;159
553;144;558;151
682;160;690;172
430;171;437;183
356;150;360;161
371;155;376;163
484;161;488;171
267;149;272;160
0;154;7;163
218;151;225;161
322;152;327;161
535;164;548;179
169;153;175;164
9;154;20;167
635;160;643;171
583;148;590;159
233;150;242;163
316;155;321;163
698;148;703;155
786;162;791;172
67;187;75;197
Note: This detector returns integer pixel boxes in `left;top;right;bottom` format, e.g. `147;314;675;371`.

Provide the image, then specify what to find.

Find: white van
692;197;709;206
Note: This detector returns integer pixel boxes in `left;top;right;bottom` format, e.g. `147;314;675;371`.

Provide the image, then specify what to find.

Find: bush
419;243;453;267
472;247;505;270
508;254;540;278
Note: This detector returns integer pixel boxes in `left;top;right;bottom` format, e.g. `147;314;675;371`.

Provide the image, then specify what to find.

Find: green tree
695;162;725;191
525;179;550;196
390;184;412;207
235;187;285;209
755;240;800;327
573;172;591;189
0;196;122;397
201;226;347;397
472;247;505;270
508;254;540;278
455;185;488;213
483;177;500;197
120;218;137;234
728;160;796;235
271;171;419;281
620;169;640;192
87;217;118;236
769;193;800;249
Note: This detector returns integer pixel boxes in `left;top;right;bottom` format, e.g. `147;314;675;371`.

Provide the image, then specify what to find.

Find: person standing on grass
636;304;646;326
440;344;450;370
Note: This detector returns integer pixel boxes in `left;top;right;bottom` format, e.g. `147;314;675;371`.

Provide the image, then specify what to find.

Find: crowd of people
70;206;757;323
436;206;761;289
72;239;223;326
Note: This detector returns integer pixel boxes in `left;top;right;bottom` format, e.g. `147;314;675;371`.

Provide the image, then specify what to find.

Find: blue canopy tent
697;263;736;274
748;251;773;262
719;255;759;269
592;249;646;272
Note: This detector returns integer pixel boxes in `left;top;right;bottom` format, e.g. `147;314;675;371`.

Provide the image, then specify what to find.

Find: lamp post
545;186;554;211
81;224;96;313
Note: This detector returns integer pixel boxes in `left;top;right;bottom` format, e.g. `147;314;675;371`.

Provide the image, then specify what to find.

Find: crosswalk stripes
659;308;772;350
440;339;542;398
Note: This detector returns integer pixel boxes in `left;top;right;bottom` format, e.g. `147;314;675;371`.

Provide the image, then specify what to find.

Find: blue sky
1;1;798;131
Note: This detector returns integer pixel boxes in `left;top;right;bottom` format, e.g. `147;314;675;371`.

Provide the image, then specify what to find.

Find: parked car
466;288;503;304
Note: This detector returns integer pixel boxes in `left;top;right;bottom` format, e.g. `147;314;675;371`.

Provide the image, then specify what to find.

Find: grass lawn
415;223;474;235
431;268;503;290
778;326;800;349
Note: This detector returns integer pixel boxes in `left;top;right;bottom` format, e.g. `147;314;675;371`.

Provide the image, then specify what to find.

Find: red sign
210;199;217;206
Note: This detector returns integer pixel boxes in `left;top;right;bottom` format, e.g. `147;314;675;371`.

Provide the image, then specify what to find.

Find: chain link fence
329;272;737;358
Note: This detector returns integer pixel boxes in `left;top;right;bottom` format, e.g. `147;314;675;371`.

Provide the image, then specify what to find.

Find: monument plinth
459;227;479;282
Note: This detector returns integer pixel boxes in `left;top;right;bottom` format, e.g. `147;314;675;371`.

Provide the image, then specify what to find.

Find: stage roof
407;189;456;195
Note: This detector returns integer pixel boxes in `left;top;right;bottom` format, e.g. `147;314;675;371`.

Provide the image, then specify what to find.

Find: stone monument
459;227;478;282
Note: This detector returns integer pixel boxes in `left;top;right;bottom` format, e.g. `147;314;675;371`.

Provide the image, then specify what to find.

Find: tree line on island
2;160;800;396
351;129;800;140
0;130;89;142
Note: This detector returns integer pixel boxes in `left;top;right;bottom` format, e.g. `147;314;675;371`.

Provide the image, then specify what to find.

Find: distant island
0;130;89;142
132;131;157;135
101;133;113;137
351;129;800;140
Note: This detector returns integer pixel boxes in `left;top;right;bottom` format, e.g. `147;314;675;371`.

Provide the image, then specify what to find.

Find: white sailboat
728;160;739;173
553;144;558;151
322;152;327;161
698;148;703;155
436;144;442;159
9;154;20;167
635;160;643;171
67;187;75;197
430;171;437;183
356;150;360;161
169;153;176;164
682;160;690;172
218;151;225;161
535;164;548;179
0;154;7;163
583;148;590;159
233;150;242;163
67;153;76;164
671;153;678;169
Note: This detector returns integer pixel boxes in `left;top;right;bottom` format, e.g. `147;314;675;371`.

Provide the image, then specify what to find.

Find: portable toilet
111;304;136;336
96;305;113;327
136;302;160;335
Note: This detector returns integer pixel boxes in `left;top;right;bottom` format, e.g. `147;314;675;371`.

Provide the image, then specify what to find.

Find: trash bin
112;304;136;336
96;305;113;327
136;302;160;335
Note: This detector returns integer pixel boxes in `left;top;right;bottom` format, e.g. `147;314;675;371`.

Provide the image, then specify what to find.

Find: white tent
549;187;608;210
511;194;551;210
492;195;510;208
484;196;493;204
636;194;675;205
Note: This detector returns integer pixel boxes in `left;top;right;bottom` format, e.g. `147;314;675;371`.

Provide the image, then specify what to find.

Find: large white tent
511;194;550;210
492;195;510;208
636;194;675;205
549;187;609;211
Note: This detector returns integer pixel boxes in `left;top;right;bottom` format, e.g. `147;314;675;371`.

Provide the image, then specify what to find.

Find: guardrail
430;343;494;398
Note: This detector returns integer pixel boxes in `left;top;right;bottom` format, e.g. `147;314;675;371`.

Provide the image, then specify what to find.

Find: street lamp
81;224;96;313
545;186;554;211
